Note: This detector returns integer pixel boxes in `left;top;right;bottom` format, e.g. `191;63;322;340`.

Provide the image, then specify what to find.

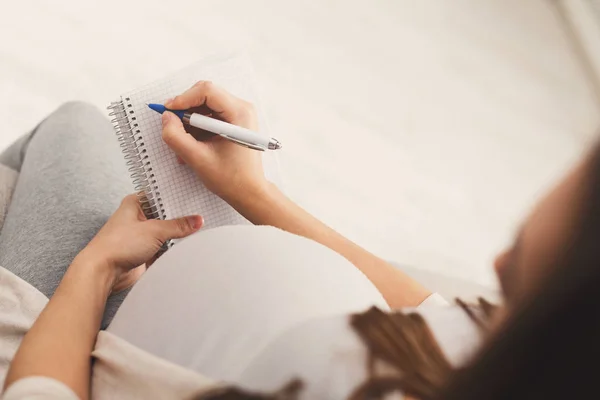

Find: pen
146;103;281;151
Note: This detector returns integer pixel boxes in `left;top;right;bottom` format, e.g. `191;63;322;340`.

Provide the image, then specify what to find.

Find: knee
34;101;113;147
55;101;101;117
48;101;110;133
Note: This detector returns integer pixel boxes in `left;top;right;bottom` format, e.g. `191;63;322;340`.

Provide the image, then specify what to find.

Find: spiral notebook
107;53;281;233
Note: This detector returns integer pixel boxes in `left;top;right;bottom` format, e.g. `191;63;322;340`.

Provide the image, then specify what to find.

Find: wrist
225;179;276;210
71;249;118;295
224;179;278;214
226;181;285;225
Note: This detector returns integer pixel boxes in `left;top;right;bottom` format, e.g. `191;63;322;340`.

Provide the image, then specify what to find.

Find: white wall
1;0;598;287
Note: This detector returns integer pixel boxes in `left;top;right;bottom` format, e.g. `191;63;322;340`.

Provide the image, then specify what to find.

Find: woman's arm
232;183;431;307
4;195;202;398
162;83;431;308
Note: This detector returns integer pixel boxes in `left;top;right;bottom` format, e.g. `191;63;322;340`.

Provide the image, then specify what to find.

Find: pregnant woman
1;82;598;399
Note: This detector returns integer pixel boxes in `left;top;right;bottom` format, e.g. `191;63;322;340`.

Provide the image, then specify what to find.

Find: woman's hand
79;194;203;292
5;194;202;398
161;81;268;204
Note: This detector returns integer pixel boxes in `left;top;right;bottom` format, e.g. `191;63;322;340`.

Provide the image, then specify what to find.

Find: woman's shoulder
233;298;486;399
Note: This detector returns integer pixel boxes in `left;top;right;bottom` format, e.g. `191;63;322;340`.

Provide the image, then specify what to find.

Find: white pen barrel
188;113;270;148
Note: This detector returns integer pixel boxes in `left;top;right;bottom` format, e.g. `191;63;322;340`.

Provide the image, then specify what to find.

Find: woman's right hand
161;81;268;204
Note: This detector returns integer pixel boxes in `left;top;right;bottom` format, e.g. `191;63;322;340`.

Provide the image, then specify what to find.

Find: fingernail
162;112;171;125
187;215;203;230
164;97;175;107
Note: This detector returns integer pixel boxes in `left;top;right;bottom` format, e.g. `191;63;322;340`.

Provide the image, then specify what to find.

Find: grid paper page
119;53;281;229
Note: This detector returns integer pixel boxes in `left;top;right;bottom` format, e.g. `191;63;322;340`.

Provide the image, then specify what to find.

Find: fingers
165;81;242;122
121;193;139;205
162;111;210;167
149;215;203;242
119;194;145;219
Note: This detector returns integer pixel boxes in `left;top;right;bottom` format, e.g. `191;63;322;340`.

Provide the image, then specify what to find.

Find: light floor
1;0;599;287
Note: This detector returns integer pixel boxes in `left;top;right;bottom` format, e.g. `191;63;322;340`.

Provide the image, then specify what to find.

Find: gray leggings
0;102;132;327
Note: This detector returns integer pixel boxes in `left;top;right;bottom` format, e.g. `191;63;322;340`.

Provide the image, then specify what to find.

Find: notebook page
120;53;281;229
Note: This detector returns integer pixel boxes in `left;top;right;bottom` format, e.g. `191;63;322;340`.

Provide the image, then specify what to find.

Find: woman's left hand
78;194;203;293
4;194;202;396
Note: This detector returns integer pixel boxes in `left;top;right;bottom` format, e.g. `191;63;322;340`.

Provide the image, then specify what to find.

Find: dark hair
438;147;600;399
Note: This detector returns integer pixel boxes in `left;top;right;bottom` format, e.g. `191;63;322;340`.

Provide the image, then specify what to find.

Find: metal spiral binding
107;99;166;220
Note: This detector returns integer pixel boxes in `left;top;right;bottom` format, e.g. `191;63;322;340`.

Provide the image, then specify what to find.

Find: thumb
161;112;209;165
150;215;203;242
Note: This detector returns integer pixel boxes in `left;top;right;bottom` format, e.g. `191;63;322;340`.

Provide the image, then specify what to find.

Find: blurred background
1;0;599;289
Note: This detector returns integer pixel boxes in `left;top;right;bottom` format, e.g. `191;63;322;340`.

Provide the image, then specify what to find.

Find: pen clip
220;134;266;151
